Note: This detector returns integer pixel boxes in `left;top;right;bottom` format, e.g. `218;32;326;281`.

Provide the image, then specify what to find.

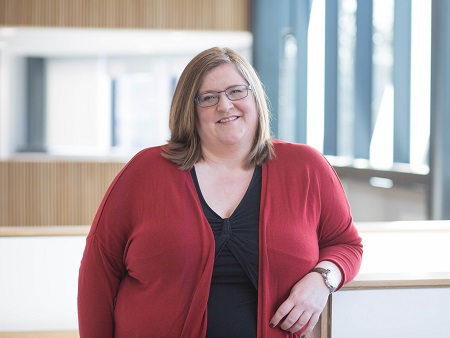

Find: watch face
327;271;339;289
311;267;338;292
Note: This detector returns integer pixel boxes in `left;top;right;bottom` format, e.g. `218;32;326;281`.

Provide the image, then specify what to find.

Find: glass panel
113;73;170;149
410;0;431;172
46;57;112;154
279;34;298;142
370;0;394;168
337;0;357;158
307;0;326;151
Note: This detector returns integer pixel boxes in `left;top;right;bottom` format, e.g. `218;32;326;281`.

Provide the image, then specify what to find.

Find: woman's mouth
218;116;238;123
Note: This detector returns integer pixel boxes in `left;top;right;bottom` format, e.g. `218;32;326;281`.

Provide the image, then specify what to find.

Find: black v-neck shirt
191;165;261;338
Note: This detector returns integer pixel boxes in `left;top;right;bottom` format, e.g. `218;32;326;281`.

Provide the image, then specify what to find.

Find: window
0;28;252;158
304;0;431;173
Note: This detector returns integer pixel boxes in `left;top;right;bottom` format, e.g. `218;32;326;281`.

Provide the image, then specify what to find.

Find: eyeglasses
194;85;252;108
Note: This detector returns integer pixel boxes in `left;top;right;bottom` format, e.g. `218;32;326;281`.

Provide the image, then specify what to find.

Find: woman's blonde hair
162;47;274;170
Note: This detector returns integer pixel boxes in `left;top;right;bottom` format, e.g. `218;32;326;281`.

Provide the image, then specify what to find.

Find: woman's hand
269;272;330;337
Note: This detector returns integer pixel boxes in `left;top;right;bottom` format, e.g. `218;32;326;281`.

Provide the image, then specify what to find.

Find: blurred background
1;0;448;226
0;0;449;336
1;0;449;225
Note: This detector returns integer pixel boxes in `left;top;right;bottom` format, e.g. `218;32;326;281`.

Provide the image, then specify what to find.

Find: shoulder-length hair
162;47;274;170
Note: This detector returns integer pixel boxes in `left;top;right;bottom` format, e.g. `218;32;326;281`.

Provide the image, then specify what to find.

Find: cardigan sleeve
78;234;125;337
312;150;363;288
77;159;132;338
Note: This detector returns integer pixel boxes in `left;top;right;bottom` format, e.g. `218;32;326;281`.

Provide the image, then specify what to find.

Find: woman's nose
216;92;233;112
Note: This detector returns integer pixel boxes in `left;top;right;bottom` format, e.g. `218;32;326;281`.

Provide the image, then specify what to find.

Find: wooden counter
346;271;450;289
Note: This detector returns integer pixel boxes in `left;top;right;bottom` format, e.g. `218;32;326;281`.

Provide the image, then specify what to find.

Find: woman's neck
199;144;250;171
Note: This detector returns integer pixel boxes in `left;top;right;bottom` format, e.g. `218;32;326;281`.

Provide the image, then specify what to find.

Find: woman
78;47;363;338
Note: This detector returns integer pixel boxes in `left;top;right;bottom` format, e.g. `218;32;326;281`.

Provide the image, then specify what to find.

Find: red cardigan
78;140;363;338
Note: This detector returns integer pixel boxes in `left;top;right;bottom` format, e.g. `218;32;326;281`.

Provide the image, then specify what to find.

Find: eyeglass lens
196;85;250;107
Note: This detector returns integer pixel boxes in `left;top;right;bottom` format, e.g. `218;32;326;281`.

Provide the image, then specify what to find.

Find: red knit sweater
78;140;363;338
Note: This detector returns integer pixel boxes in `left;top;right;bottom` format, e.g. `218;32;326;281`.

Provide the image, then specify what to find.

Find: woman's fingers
280;306;307;331
285;309;314;332
269;298;315;334
269;272;330;335
296;312;320;337
269;298;295;328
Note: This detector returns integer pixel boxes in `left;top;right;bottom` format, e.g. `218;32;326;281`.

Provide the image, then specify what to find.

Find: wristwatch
310;267;338;294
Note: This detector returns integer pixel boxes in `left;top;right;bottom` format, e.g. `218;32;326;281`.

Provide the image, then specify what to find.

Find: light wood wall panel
0;160;125;226
0;0;251;31
0;162;7;226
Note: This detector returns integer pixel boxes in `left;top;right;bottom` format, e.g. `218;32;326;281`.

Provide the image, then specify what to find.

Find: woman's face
195;63;258;155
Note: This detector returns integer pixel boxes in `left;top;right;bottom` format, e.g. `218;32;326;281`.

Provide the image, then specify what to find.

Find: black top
191;166;261;338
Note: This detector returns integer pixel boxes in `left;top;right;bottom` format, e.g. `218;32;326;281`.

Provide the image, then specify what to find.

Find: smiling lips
218;116;239;123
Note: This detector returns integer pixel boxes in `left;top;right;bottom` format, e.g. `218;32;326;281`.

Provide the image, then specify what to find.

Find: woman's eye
202;94;216;102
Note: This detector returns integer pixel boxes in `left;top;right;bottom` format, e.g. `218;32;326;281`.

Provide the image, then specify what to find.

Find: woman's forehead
198;63;245;92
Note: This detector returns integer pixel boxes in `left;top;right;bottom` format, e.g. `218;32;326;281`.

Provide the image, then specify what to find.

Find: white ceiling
0;27;252;57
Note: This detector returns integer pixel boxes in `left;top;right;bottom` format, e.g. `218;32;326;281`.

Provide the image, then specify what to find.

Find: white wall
332;287;450;338
0;236;85;331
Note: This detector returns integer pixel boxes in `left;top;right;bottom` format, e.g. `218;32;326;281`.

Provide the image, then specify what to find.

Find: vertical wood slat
0;160;125;227
0;0;251;31
0;162;8;226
